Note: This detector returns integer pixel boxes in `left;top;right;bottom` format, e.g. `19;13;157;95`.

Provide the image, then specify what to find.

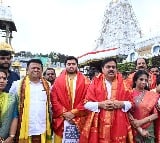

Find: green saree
0;92;18;139
135;123;155;143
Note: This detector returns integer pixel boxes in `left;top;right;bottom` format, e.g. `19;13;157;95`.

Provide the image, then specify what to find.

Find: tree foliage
117;62;135;73
15;51;68;64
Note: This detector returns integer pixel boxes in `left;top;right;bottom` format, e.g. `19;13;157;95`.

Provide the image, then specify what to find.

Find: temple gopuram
78;0;160;74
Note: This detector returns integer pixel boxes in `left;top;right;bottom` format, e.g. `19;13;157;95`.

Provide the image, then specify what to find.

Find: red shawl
125;72;135;90
155;111;160;143
131;90;159;142
80;73;134;143
50;70;90;137
131;90;159;129
155;98;160;143
149;73;156;89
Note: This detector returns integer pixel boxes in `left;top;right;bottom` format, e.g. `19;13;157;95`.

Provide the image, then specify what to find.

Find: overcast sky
2;0;160;56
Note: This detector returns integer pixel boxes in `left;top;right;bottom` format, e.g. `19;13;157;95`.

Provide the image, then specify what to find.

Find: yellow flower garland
17;76;52;143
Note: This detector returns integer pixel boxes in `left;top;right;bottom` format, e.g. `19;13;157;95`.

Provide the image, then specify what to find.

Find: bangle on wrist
140;128;143;133
139;128;143;133
9;135;15;138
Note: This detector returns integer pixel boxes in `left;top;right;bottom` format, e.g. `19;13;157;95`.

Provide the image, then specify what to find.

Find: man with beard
79;58;134;143
43;67;56;85
50;56;90;143
125;58;156;90
0;42;20;92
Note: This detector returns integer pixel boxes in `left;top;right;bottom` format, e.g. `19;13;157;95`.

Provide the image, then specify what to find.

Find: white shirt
84;79;131;112
9;80;47;136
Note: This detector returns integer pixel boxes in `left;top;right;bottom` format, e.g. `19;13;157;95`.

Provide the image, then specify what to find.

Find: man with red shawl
79;58;134;143
125;58;156;90
151;76;160;143
155;98;160;143
50;56;90;143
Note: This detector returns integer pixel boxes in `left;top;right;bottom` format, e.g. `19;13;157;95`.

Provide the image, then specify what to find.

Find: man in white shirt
9;59;52;143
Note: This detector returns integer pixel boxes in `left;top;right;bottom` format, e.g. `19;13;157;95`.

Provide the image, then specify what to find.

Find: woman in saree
155;98;160;143
153;76;160;143
129;70;159;143
0;70;18;143
150;75;160;143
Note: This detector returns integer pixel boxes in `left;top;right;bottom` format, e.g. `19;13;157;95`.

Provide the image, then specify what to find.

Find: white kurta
84;79;131;112
9;80;47;136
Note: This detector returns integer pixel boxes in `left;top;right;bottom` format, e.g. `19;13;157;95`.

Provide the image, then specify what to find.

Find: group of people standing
0;42;159;143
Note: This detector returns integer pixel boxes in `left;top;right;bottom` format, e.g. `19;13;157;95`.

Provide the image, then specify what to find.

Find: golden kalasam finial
0;42;14;52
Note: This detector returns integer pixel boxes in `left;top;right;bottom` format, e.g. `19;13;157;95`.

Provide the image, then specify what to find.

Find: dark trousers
31;135;41;143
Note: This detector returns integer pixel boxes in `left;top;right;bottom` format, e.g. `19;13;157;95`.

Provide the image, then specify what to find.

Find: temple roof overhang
78;47;118;65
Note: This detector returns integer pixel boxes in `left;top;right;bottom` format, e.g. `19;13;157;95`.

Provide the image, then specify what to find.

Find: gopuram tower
95;0;141;55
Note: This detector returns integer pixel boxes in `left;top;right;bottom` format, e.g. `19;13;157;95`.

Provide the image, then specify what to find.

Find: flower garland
15;76;26;142
15;75;51;142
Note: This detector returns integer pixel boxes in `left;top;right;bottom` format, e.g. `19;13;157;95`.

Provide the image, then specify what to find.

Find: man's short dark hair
64;56;78;65
101;57;117;68
0;50;12;57
27;59;43;70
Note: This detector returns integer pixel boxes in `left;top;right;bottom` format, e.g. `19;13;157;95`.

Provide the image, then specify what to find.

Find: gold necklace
135;90;145;104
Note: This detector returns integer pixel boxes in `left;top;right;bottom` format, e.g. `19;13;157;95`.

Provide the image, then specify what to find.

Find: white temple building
78;0;160;64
